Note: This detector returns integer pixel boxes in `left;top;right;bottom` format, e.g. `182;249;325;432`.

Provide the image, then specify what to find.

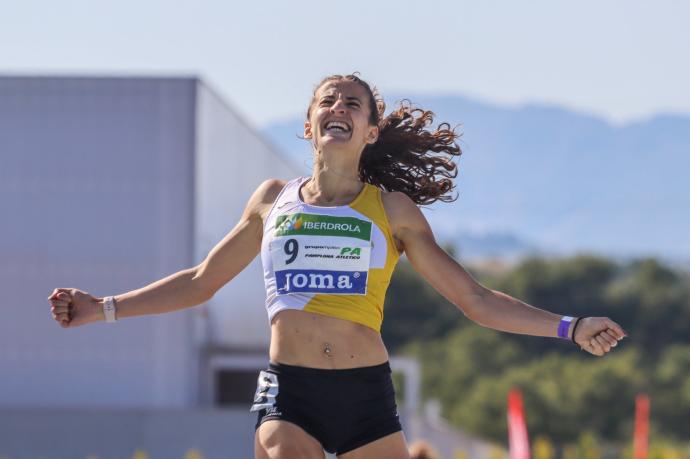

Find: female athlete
48;74;627;459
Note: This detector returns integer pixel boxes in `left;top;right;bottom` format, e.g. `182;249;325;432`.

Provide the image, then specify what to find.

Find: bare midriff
269;309;389;369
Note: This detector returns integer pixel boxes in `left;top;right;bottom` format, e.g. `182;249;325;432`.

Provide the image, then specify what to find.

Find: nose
330;97;347;114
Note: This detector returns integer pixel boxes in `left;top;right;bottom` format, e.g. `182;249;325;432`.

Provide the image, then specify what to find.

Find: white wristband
103;296;117;323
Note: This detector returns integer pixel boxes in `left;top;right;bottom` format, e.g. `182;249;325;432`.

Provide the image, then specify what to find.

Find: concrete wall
194;80;299;349
0;76;298;409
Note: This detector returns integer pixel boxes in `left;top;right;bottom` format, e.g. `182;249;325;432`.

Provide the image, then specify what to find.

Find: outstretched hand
573;317;627;356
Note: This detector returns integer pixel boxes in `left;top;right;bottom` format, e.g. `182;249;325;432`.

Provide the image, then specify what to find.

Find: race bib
271;213;372;295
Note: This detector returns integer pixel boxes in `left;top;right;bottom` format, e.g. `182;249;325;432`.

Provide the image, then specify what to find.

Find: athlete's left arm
382;191;627;356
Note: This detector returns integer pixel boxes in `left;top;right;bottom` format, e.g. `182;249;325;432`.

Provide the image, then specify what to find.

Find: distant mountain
262;94;690;261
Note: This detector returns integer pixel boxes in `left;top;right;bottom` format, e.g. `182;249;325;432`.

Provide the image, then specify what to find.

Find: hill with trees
382;254;690;454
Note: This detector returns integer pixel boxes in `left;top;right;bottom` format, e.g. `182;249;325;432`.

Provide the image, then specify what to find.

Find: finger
602;330;619;347
595;335;611;352
589;337;605;356
594;335;611;353
51;305;70;314
52;309;70;319
48;288;72;300
594;330;616;348
51;292;73;305
57;292;72;302
48;288;73;300
50;299;69;307
49;303;70;313
582;341;600;356
604;318;627;339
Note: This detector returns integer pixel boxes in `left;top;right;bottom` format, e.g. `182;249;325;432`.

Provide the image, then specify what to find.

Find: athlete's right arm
48;179;286;328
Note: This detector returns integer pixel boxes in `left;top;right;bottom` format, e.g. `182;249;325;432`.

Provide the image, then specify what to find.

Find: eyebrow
319;93;362;103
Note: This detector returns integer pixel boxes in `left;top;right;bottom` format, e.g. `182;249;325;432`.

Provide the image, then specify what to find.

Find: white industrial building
0;75;496;459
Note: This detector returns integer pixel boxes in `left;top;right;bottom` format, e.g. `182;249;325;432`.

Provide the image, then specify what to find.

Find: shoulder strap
279;176;308;204
264;177;306;225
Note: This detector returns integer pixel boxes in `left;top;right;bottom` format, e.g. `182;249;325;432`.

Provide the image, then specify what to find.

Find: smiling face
304;80;379;157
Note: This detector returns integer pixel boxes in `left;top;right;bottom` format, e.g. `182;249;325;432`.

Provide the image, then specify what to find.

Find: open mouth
323;120;351;134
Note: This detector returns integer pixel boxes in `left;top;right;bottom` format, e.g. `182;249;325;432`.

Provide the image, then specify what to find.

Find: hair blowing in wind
309;74;463;205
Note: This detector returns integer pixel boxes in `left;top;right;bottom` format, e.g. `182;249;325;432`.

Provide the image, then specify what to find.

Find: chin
320;137;355;149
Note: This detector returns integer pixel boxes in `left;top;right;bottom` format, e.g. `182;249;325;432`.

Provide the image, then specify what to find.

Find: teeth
325;121;350;132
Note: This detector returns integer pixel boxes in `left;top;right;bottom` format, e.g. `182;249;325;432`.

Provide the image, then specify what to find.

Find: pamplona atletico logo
338;247;361;258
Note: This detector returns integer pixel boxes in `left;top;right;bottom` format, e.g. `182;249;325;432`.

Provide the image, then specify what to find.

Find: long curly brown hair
306;74;462;205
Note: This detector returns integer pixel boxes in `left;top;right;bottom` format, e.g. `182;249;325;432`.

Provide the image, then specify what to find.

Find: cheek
310;107;328;127
354;115;375;135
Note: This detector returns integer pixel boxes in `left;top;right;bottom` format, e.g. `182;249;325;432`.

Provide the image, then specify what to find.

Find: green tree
382;258;467;352
486;255;618;356
391;254;690;447
652;344;690;439
405;325;526;428
605;258;690;355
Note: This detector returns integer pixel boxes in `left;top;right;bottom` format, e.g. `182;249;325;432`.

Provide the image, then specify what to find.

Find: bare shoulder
244;178;288;220
381;191;429;231
257;178;288;204
380;191;433;253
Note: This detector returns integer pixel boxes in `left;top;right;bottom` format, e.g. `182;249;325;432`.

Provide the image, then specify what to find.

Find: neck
304;157;363;205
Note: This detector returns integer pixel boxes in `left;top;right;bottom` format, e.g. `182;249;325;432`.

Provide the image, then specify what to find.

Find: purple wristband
557;316;575;339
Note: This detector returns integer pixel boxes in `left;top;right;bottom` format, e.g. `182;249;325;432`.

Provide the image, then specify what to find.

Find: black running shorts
251;361;403;455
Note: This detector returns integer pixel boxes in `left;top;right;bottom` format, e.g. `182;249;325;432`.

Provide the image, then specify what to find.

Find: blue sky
1;0;688;126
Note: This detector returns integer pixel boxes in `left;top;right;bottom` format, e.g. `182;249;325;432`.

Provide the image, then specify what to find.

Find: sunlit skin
48;78;627;459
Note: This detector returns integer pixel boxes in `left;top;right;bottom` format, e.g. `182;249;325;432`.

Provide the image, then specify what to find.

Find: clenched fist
47;288;103;328
573;317;628;356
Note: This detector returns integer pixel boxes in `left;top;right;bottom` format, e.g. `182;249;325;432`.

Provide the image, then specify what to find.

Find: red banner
634;394;650;459
508;388;531;459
